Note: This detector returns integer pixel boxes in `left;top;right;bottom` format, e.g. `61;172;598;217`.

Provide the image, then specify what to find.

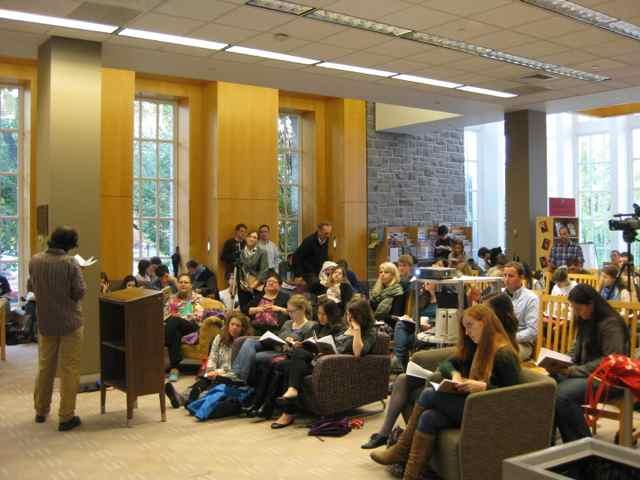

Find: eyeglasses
287;308;298;314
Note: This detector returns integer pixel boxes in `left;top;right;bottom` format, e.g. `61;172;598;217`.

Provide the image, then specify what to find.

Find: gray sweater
278;319;316;342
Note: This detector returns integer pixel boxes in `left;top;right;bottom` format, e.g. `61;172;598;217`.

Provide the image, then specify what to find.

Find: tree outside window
277;113;302;258
0;86;20;294
133;99;177;269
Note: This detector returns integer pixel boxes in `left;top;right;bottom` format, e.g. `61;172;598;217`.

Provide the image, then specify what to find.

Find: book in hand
406;361;433;380
536;348;573;371
74;254;98;267
303;335;337;354
392;315;415;324
430;379;466;394
259;330;287;348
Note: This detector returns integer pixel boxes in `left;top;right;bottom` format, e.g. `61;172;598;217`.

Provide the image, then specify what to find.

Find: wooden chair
535;294;574;358
583;301;640;446
0;298;6;361
568;273;600;290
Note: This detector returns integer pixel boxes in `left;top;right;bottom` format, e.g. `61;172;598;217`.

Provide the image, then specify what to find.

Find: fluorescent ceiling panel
246;0;314;16
306;9;411;36
118;28;227;50
393;74;462;89
0;7;118;33
317;62;397;77
457;85;518;98
522;0;640;42
226;45;319;64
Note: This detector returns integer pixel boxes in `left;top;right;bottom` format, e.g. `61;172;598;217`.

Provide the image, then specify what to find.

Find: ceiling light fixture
246;0;314;16
226;45;319;64
456;85;518;98
118;28;227;50
306;9;411;36
0;7;118;33
393;74;462;89
522;0;640;43
317;62;397;77
244;0;610;82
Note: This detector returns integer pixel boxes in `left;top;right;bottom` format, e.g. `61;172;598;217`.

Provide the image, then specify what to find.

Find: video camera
609;203;640;242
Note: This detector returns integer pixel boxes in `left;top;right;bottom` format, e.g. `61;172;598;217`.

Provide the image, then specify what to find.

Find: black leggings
164;317;198;369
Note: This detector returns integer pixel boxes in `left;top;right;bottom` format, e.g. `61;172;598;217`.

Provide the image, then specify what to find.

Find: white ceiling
2;0;640;128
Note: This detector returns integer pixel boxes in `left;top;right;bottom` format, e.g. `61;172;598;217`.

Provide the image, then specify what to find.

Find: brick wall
367;102;466;280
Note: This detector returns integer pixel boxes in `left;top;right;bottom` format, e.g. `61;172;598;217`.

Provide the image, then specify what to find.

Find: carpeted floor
0;344;635;479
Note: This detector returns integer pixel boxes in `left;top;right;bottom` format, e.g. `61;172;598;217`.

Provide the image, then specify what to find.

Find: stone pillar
505;110;547;265
37;37;102;379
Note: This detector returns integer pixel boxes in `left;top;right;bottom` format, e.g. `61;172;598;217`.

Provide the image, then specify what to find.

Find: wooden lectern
99;288;166;426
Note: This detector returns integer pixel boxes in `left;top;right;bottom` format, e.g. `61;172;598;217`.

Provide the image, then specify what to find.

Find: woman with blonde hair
370;262;405;327
370;304;520;480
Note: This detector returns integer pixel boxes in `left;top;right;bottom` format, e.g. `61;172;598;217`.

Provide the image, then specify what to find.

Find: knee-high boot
370;404;425;465
403;431;435;480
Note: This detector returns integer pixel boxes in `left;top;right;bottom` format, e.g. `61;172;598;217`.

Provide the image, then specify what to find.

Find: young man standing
220;223;247;279
257;224;282;270
293;222;332;285
29;226;87;432
503;261;539;361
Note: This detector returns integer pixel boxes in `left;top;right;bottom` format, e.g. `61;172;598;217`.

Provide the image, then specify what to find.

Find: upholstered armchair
405;347;557;480
180;298;226;363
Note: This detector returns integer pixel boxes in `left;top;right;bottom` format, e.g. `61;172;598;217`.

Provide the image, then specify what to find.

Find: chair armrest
410;347;456;371
309;354;390;416
457;379;557;480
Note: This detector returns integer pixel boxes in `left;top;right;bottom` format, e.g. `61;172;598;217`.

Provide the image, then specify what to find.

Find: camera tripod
609;228;638;301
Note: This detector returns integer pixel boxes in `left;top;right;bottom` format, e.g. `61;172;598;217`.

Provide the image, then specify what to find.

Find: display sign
549;198;576;217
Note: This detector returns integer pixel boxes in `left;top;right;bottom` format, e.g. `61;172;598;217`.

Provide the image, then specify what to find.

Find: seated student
362;293;518;449
164;274;204;382
99;272;110;296
322;265;353;313
308;261;337;296
164;312;253;408
567;256;589;275
477;247;492;272
548;284;629;443
121;275;138;289
393;281;438;371
486;254;507;278
397;255;414;291
221;294;316;384
151;264;178;294
502;261;539;361
135;259;153;288
599;264;631;302
337;259;366;295
550;267;576;296
270;298;377;429
218;276;237;312
447;239;467;268
370;304;520;479
245;299;344;418
244;271;289;335
186;259;218;298
370;262;405;327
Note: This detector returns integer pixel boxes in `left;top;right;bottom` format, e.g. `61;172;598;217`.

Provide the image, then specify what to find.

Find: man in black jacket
220;223;247;279
186;260;218;298
293;222;332;284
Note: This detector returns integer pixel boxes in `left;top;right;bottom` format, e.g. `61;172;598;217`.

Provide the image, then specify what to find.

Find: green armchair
406;348;557;480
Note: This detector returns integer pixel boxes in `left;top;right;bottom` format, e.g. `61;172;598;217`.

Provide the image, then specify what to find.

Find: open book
392;315;415;324
259;330;287;348
430;379;465;395
536;348;573;371
406;361;433;380
74;254;97;267
303;334;337;354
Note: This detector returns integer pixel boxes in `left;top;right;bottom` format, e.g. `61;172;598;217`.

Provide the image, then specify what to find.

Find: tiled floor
0;343;636;479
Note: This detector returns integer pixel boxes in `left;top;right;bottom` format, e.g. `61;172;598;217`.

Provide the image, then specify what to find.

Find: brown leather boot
370;404;425;465
403;431;435;480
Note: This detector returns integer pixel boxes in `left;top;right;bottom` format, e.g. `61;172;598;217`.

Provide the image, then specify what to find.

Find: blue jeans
416;388;466;434
231;338;279;383
555;377;592;443
394;321;415;370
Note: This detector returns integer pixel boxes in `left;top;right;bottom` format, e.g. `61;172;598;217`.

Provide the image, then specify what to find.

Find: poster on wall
549;198;576;217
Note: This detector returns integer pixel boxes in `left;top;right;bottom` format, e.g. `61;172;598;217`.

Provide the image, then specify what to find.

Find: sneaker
164;383;183;408
361;433;389;449
58;416;81;432
168;369;179;383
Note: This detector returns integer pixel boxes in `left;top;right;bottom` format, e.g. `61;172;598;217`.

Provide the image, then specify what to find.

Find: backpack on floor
187;383;253;421
308;417;364;438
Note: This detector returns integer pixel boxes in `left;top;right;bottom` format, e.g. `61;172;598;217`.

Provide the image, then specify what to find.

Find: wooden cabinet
99;287;166;426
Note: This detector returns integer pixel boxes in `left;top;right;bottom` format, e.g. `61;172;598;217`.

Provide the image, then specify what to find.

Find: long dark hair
346;298;374;331
484;293;519;351
568;284;628;357
220;312;252;346
318;300;343;330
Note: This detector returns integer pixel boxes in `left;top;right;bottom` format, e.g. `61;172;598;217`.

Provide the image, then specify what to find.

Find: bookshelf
99;287;166;426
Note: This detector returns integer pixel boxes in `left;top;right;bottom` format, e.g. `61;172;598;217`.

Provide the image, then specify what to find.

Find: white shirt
258;240;281;270
504;286;539;344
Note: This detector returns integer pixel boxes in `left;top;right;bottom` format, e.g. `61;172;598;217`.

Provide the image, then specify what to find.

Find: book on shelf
302;334;337;354
536;348;573;370
430;379;466;395
406;361;433;380
74;254;98;267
